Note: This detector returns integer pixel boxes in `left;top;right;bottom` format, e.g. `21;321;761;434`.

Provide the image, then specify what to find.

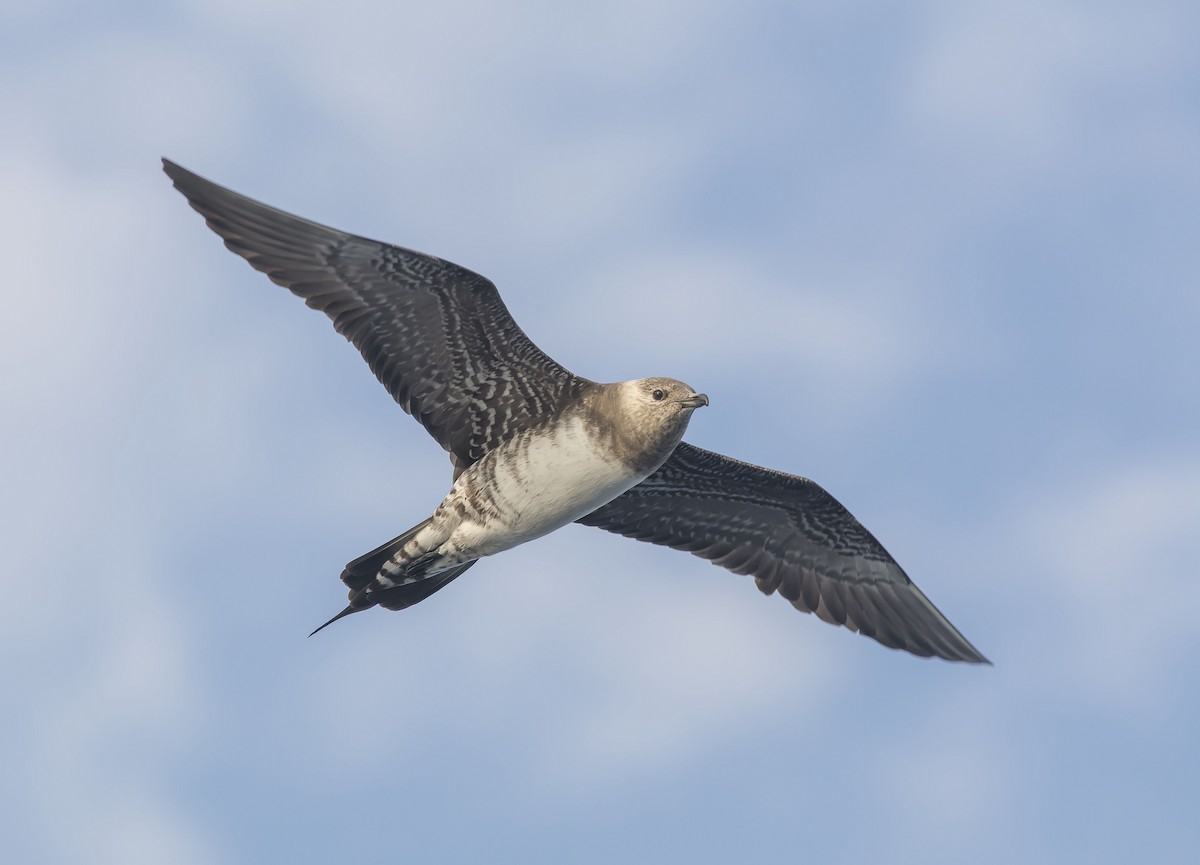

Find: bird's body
430;385;686;558
163;158;989;663
357;379;703;616
410;411;642;565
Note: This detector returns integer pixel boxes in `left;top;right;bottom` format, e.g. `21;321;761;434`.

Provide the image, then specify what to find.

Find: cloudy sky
3;1;1198;862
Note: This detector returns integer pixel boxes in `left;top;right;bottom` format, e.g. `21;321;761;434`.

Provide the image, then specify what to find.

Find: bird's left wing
578;443;988;663
163;159;584;473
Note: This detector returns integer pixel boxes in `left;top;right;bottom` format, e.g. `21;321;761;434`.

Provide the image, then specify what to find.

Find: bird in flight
163;159;987;663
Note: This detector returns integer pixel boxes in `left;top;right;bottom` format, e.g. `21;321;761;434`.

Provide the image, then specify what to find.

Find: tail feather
340;519;432;593
308;603;361;637
308;520;478;636
374;560;477;611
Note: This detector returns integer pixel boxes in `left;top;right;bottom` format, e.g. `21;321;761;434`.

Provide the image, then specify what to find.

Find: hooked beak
679;393;709;409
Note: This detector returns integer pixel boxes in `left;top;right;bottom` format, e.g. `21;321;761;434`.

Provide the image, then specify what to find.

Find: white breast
449;415;644;559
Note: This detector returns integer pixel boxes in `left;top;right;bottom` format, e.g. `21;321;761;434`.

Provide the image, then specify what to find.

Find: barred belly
446;415;645;559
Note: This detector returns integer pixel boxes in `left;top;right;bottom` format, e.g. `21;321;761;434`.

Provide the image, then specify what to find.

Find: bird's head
619;376;709;445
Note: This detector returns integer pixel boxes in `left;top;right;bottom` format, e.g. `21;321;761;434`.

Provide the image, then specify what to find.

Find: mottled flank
164;158;987;663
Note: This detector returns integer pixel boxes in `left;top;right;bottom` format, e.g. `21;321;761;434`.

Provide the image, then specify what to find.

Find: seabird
163;159;988;663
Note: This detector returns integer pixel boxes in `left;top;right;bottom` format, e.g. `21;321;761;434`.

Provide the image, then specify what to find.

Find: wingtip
938;635;992;665
943;638;991;665
161;157;196;193
943;624;992;665
971;650;994;666
161;158;207;191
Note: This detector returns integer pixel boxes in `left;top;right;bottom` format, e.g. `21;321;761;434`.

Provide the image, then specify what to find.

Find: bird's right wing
579;443;988;663
164;159;584;472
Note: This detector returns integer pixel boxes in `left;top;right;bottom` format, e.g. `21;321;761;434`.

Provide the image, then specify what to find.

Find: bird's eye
652;388;666;401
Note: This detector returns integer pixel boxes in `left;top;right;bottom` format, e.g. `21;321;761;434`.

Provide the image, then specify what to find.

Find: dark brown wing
163;159;584;471
579;443;988;663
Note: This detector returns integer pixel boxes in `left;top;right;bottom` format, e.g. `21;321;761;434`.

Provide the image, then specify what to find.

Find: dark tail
309;604;361;637
309;520;477;636
373;560;477;610
340;519;432;594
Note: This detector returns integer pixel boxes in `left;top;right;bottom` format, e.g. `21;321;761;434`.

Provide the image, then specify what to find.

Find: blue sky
3;1;1198;862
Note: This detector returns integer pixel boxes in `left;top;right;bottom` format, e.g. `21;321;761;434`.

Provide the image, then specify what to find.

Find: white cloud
0;32;268;865
1015;454;1200;713
15;533;218;865
901;2;1189;162
516;533;842;790
532;242;947;435
873;688;1015;856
